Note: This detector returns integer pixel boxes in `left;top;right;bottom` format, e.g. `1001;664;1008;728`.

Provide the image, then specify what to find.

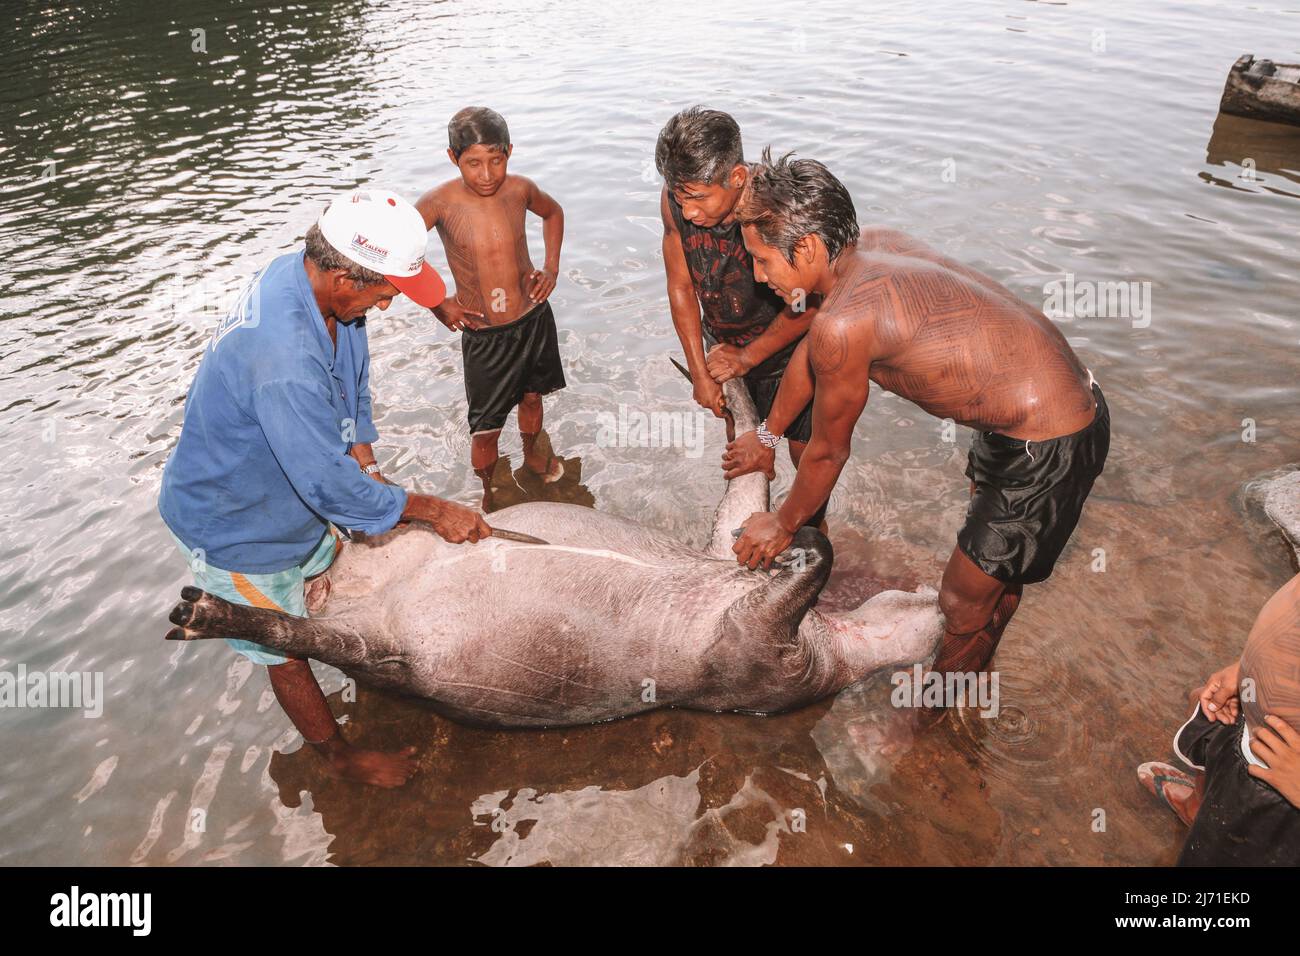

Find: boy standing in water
416;107;567;509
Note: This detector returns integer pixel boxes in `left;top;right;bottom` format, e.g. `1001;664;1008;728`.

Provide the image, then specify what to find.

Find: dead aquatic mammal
165;377;943;728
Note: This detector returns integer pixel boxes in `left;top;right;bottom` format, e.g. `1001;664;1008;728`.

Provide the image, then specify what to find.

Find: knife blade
489;527;550;545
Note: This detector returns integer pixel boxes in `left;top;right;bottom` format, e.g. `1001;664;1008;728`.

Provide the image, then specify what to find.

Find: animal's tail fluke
721;375;759;434
164;587;381;668
707;377;770;558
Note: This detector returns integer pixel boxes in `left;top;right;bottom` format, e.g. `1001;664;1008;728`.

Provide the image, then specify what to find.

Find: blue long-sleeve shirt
159;251;407;573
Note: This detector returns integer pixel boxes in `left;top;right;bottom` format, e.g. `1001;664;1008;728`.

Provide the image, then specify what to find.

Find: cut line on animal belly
526;544;681;570
423;542;682;572
418;541;722;572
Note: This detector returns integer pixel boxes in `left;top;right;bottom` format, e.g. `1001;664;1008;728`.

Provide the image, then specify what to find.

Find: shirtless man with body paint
724;151;1110;679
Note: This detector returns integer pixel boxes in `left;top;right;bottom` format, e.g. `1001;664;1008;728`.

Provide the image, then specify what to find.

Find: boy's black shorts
461;300;566;434
957;383;1110;584
1174;705;1300;866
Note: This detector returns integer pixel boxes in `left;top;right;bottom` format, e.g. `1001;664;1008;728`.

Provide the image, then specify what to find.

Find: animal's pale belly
316;505;764;725
383;542;752;659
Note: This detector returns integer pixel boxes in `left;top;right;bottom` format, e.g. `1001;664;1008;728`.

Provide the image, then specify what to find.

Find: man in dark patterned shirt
655;106;826;528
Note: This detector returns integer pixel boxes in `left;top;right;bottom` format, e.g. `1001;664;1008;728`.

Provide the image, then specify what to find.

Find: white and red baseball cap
318;188;445;308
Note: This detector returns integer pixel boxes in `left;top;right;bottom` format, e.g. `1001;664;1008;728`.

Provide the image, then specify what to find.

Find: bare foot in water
525;450;564;483
325;744;420;789
1137;761;1201;826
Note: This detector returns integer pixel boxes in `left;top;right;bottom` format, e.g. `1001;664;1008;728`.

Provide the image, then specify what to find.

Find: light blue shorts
169;528;342;666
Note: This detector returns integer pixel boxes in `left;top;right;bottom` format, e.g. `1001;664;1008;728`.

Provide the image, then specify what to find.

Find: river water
2;0;1298;865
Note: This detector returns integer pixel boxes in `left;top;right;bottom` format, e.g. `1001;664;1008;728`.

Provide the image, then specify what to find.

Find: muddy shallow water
1;0;1298;865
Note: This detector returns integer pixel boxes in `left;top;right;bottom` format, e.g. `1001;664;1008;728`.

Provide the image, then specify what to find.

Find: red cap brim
388;262;446;309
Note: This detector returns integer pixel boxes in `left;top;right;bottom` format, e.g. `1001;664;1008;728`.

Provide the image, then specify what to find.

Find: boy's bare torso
814;229;1096;441
421;176;538;324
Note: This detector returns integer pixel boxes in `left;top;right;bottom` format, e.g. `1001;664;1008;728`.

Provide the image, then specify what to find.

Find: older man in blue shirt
160;188;489;788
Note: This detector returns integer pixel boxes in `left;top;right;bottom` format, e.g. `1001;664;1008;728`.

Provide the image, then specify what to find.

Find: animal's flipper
693;528;834;711
707;376;770;558
166;586;379;669
722;527;833;643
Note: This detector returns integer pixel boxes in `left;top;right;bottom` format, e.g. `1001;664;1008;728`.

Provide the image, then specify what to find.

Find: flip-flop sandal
1136;761;1197;827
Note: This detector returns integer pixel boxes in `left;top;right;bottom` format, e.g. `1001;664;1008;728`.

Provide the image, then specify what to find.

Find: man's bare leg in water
933;545;1023;675
929;480;1023;675
267;658;418;789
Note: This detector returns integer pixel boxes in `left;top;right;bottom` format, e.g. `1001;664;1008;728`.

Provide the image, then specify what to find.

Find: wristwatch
756;420;783;449
361;462;381;476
